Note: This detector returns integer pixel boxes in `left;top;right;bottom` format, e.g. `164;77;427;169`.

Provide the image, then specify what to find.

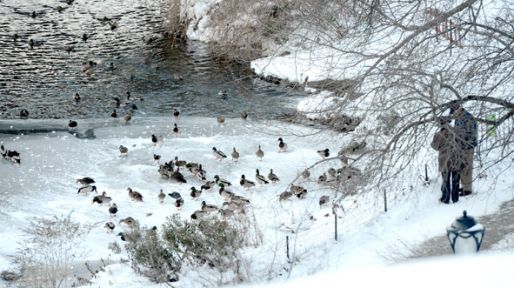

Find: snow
1;115;513;287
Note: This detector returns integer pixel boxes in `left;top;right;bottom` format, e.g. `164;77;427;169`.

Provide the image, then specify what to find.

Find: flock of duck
64;112;367;242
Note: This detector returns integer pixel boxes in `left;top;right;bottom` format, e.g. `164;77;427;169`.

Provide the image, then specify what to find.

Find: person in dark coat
449;102;478;196
431;119;466;203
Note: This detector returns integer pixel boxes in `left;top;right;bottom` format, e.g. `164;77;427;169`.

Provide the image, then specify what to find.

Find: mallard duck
214;175;231;186
68;120;78;129
168;191;182;199
318;173;327;184
317;148;330;158
175;198;184;210
119;216;137;227
153;154;161;161
173;109;180;119
127;187;143;202
240;111;248;120
279;191;293;201
229;195;250;206
111;109;118;118
173;123;179;133
170;169;187;183
190;186;202;200
219;208;235;218
20;109;29;119
112;97;121;108
92;191;112;205
219;184;235;200
119;145;128;156
74;92;81;102
174;156;187;167
151;134;158;145
278;138;287;152
301;169;310;179
201;181;215;192
78;185;97;195
193;165;206;181
191;210;208;220
256;145;264;161
217;115;225;126
231;147;240;162
255;169;269;184
290;184;306;195
104;221;115;232
123;110;132;124
268;169;280;183
201;201;218;212
77;177;95;186
240;175;255;189
212;147;227;160
1;145;21;164
158;189;165;203
319;195;330;208
109;203;118;216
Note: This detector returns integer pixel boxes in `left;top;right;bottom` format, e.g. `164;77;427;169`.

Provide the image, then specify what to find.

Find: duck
240;174;255;189
255;169;269;184
109;203;118;216
219;208;235;218
268;169;280;183
1;145;21;164
82;33;89;42
214;175;231;186
123;110;133;124
119;216;138;227
201;201;218;212
111;109;118;118
278;138;287;152
153;154;161;162
78;185;97;195
212;147;227;160
192;164;206;181
240;111;248;120
127;187;144;202
68;120;78;129
77;177;95;185
170;169;187;183
290;184;306;195
217;115;225;126
327;168;337;181
200;181;215;192
173;123;179;134
301;169;310;179
319;195;330;208
92;191;112;205
231;147;240;162
158;189;165;203
119;145;128;156
218;184;235;200
191;210;208;220
20;109;29;119
168;191;182;199
279;191;293;201
317;148;330;158
175;198;184;210
112;97;121;108
74;92;81;102
151;134;158;145
174;156;187;168
104;221;115;232
256;145;264;161
190;186;202;200
318;173;327;184
173;109;180;119
229;194;250;206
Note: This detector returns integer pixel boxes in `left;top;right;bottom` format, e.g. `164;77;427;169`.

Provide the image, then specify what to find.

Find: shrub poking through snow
13;214;90;288
125;214;261;284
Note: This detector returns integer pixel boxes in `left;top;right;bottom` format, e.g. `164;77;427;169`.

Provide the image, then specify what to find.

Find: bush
13;214;90;288
125;213;261;284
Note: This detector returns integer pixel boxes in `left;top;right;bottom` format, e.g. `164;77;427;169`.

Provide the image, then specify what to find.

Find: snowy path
410;199;514;258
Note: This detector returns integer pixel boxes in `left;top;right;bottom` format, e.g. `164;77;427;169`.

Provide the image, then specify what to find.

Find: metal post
425;164;429;183
286;235;290;261
334;211;338;241
383;188;388;212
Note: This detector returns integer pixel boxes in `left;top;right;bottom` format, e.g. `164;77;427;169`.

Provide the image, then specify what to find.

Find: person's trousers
441;171;461;203
461;148;474;193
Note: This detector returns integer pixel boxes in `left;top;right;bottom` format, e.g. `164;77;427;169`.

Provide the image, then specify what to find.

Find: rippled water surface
0;0;303;120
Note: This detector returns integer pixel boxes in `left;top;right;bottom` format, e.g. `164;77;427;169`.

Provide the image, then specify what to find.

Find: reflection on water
0;0;303;120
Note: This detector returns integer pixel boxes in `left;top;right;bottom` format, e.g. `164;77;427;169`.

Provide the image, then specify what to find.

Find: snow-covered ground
1;115;513;287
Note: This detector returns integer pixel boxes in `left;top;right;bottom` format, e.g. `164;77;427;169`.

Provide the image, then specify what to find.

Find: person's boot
460;190;472;196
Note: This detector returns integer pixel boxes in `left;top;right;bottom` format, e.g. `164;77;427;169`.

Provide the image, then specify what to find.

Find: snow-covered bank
1;116;513;287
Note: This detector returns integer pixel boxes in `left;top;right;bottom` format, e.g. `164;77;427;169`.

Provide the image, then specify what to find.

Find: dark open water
0;0;303;121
